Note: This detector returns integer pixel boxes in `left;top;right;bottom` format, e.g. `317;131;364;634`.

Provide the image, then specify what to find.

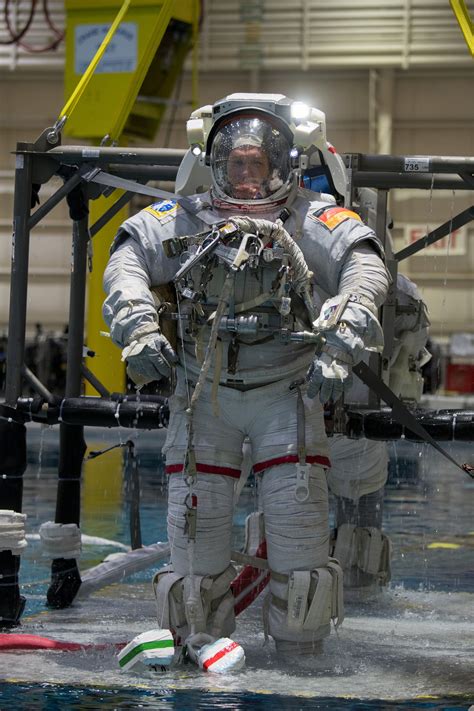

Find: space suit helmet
183;93;348;209
209;111;293;208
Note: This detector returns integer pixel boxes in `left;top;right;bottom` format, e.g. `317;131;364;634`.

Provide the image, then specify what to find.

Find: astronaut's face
210;115;291;205
227;145;271;199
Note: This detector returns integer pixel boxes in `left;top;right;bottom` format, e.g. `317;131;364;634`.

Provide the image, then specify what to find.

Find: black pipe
13;397;472;442
345;409;474;442
15;396;169;429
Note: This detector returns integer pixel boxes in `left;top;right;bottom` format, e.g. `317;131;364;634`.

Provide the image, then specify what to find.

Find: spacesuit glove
121;330;178;385
306;352;353;403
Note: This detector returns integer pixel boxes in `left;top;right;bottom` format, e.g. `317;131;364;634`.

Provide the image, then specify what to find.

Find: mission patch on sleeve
145;200;179;222
309;206;362;231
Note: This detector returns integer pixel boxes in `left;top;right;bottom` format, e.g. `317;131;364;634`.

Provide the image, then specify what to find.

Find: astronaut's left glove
306;325;364;402
306;293;382;403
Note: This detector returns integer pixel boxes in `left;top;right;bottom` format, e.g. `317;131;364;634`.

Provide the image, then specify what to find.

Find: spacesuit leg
260;463;343;655
153;472;237;644
153;372;245;645
333;487;391;589
328;437;391;591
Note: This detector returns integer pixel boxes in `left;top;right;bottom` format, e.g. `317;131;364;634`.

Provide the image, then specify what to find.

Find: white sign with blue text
74;23;138;75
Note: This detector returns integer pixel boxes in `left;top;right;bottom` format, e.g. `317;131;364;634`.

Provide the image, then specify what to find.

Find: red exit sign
404;225;467;256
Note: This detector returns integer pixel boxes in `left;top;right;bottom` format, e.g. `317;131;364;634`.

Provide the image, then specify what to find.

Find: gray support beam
28;170;84;230
395;206;474;261
4;145;33;405
81;364;110;398
344;153;474;191
356;154;474;174
376;187;398;380
352;172;468;191
375;189;389;249
107;164;180;181
368;189;390;409
44;146;186;167
0;143;33;627
47;214;89;609
64;217;89;399
376;188;392;355
21;365;55;405
89;190;136;238
381;257;399;384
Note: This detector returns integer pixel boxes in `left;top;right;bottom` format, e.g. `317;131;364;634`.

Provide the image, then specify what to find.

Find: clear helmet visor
209;116;292;202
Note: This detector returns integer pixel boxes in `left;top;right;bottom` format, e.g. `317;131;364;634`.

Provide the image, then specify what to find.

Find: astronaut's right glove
121;327;178;386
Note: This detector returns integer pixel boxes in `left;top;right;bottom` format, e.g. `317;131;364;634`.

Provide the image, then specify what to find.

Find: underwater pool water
0;682;472;710
0;425;472;708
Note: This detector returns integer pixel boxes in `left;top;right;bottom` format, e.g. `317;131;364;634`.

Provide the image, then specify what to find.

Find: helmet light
186;118;205;149
291;101;310;120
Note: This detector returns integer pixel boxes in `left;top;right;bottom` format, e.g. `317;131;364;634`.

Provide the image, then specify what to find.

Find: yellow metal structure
63;0;198;141
86;195;128;395
450;0;474;57
83;446;123;541
61;0;199;396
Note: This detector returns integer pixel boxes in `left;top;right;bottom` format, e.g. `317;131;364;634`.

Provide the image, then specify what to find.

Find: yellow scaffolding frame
450;0;474;57
60;0;199;396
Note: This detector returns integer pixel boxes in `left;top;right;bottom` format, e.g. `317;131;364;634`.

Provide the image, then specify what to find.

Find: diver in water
103;93;389;669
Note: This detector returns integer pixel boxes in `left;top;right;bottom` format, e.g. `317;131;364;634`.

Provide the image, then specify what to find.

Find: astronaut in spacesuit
103;93;389;662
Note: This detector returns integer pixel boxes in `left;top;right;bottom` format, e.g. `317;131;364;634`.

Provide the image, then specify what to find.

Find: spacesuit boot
151;472;247;671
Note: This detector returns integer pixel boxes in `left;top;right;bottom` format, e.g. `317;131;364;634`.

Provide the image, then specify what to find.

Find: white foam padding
0;509;27;555
39;521;82;559
78;542;170;598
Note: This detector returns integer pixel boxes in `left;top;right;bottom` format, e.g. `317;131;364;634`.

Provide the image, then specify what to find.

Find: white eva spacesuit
102;94;389;659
